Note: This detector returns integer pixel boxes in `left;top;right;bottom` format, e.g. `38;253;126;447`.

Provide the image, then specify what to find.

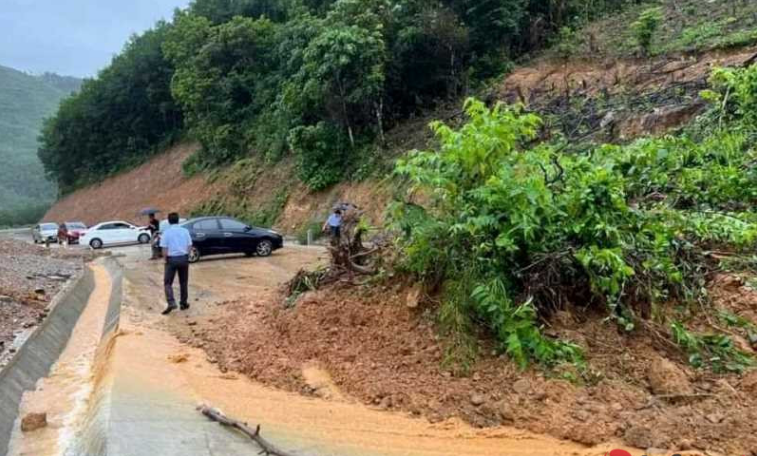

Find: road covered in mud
2;238;650;456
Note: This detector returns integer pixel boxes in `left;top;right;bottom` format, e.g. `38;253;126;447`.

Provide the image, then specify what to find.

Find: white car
32;223;59;243
80;221;152;249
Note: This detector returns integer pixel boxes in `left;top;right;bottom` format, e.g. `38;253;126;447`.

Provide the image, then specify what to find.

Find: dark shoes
161;305;177;315
162;303;189;315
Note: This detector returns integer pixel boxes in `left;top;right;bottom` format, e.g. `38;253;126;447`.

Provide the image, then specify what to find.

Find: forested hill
0;65;80;225
38;0;633;195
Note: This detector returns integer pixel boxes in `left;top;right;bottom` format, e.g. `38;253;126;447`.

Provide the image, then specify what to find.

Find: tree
632;7;663;55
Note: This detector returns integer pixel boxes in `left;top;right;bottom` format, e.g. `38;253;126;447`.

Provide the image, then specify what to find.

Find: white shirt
159;225;193;257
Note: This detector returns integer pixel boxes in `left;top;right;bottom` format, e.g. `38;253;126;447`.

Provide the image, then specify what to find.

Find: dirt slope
42;144;219;226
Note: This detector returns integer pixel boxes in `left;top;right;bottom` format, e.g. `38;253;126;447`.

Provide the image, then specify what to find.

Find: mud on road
111;245;638;456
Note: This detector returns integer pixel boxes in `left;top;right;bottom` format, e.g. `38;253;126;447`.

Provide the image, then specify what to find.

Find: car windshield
66;222;86;229
40;223;58;230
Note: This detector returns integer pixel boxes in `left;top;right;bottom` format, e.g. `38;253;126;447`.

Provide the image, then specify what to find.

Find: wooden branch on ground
197;405;297;456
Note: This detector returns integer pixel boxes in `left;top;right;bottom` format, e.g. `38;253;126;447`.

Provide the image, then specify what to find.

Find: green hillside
0;65;80;225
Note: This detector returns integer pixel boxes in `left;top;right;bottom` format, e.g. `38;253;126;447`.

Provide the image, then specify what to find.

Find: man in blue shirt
159;212;193;315
322;209;343;241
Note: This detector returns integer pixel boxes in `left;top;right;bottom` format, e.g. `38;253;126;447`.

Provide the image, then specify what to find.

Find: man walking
160;212;193;315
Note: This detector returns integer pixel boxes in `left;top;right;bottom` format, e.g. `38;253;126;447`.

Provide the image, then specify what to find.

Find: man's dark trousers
164;255;189;308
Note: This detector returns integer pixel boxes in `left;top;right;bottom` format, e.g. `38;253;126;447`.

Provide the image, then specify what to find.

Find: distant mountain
0;65;81;223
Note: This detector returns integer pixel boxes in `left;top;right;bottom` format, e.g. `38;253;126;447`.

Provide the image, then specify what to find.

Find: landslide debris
0;240;86;357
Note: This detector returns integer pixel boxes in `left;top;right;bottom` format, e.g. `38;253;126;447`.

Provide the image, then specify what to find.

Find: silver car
32;223;59;243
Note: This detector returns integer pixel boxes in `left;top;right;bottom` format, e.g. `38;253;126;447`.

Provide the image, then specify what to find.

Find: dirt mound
43;143;219;226
191;277;757;455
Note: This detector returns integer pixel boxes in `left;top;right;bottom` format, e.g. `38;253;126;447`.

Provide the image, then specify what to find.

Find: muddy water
8;264;112;456
9;247;644;455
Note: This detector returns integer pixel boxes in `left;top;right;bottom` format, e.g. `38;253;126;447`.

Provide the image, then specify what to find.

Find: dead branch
197;405;297;456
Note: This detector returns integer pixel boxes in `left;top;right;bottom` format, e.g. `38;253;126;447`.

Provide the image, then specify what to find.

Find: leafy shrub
393;96;757;367
671;322;754;373
632;7;662;55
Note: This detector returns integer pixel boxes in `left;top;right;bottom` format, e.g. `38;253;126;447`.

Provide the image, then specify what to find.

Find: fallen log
197;405;297;456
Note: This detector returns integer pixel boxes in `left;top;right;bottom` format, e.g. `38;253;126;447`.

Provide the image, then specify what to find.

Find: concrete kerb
0;256;124;456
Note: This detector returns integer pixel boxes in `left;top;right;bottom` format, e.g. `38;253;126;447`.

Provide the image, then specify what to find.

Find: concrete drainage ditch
0;258;123;456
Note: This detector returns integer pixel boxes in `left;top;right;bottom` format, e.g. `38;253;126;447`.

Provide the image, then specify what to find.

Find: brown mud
194;275;757;455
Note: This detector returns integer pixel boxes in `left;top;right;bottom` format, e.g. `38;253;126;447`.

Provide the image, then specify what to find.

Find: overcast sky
0;0;191;77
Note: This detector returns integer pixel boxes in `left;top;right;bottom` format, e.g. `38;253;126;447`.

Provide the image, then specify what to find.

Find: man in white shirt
159;212;193;315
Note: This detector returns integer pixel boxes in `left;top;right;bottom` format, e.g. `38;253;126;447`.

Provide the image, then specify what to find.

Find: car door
110;222;135;244
190;219;226;254
219;218;251;253
94;223;117;245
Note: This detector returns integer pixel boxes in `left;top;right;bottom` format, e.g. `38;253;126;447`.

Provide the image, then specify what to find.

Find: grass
561;0;757;59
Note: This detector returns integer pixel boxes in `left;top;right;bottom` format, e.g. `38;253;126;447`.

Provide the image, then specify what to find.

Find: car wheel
256;239;273;257
138;233;150;244
188;247;201;263
90;238;103;250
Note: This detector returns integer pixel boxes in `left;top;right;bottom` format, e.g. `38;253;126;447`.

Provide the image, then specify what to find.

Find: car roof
93;220;131;226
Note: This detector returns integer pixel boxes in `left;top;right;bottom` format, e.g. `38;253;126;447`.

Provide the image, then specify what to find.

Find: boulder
647;358;692;396
21;413;47;432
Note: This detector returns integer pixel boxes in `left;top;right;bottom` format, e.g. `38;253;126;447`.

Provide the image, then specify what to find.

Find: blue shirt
327;213;342;227
159;225;193;257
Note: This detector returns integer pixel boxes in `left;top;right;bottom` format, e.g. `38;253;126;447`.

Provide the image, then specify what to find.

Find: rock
470;394;485;406
572;409;590;422
512;379;530;394
34;288;45;296
678;439;694;450
647;358;692;396
405;285;422;309
611;402;624;412
498;402;515;422
0;295;11;304
624;425;655;449
21;413;47;432
187;321;198;327
472;372;481;381
705;413;723;424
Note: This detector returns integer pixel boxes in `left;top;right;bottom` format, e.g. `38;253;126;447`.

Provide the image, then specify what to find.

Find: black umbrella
139;208;162;216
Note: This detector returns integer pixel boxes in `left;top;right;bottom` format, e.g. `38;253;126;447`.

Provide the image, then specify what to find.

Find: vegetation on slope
39;0;636;193
391;64;757;372
0;65;80;226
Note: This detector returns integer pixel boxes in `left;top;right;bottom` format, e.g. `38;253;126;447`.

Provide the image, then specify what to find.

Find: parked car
62;222;88;244
31;223;59;243
182;216;284;263
80;221;152;249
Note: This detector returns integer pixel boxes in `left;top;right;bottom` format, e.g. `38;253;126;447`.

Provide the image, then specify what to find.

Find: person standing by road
57;223;69;249
147;213;161;260
160;212;193;315
323;209;343;242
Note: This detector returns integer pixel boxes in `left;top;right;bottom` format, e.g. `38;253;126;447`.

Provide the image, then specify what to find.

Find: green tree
632;7;663;55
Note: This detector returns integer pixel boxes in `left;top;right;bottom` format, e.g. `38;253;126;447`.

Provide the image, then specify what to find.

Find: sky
0;0;191;77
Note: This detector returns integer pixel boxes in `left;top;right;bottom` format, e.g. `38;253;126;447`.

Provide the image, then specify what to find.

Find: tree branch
198;405;297;456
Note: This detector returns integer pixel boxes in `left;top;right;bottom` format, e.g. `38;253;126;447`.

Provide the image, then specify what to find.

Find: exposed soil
499;46;757;143
191;276;757;456
42;143;220;227
0;239;87;357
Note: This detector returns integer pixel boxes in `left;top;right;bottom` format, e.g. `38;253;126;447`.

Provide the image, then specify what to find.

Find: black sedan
181;216;284;263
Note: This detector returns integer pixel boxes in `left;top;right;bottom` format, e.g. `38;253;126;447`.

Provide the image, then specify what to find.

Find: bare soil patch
190;277;757;455
43;143;220;226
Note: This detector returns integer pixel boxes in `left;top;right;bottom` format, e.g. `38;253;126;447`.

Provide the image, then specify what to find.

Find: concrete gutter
0;257;124;456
